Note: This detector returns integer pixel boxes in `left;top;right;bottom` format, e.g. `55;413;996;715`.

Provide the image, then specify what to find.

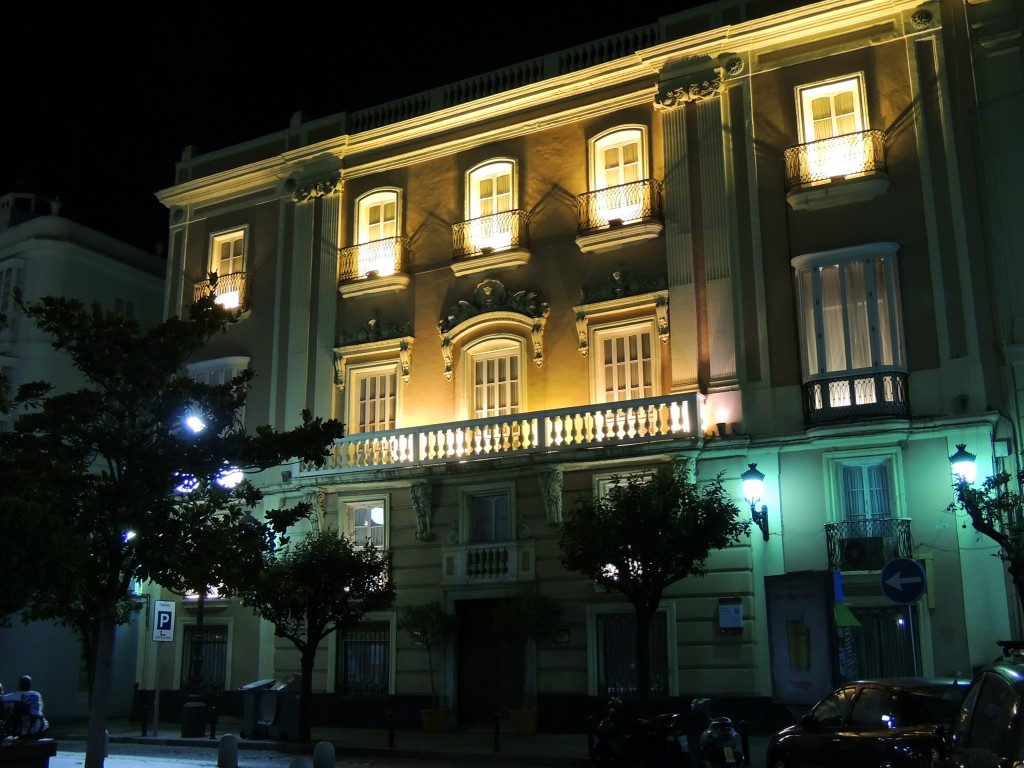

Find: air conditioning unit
840;536;886;571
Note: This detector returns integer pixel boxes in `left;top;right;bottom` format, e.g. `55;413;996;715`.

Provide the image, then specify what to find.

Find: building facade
148;0;1022;730
0;192;167;719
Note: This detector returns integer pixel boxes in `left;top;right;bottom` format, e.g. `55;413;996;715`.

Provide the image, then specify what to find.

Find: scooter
590;697;688;767
683;699;745;768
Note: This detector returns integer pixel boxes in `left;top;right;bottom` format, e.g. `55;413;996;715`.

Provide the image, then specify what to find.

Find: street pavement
33;718;772;768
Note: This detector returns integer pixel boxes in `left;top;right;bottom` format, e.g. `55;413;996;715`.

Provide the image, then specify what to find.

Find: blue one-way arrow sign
880;558;926;604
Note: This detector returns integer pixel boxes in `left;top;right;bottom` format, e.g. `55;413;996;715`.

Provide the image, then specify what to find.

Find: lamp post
741;463;770;542
949;444;978;484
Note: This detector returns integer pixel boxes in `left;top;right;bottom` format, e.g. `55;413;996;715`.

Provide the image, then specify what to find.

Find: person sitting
1;675;49;740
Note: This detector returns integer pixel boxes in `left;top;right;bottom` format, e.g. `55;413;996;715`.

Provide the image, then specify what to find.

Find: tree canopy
559;457;748;711
0;294;344;768
238;528;395;741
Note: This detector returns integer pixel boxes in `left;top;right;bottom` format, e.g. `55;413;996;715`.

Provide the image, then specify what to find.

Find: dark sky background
4;4;692;254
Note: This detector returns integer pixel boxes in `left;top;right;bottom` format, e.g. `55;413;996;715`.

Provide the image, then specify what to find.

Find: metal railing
784;130;887;190
192;271;251;310
451;210;530;260
299;392;702;476
576;179;664;235
804;368;909;425
825;517;913;571
338;237;410;283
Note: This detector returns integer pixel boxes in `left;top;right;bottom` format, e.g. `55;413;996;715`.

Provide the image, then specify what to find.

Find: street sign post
881;558;927;604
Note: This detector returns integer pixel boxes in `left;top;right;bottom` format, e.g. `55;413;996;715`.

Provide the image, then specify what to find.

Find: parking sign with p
153;600;175;642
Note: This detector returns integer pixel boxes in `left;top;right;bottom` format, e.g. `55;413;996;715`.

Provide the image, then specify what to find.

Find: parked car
938;641;1024;767
766;677;969;768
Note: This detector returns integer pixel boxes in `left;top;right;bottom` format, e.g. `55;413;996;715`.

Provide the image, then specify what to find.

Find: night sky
4;4;693;254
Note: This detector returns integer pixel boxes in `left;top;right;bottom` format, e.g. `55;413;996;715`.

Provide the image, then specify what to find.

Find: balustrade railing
784;130;887;190
576;179;664;235
452;210;530;259
299;392;702;476
338;237;409;282
804;368;909;425
441;540;536;585
192;271;251;310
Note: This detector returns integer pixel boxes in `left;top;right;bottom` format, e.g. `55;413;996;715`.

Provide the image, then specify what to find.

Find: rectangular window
841;462;892;522
337;620;390;699
596;326;654;402
596;612;668;699
351;366;397;433
0;264;19;318
473;350;520;418
0;361;15;432
180;623;228;695
347;501;386;548
469;492;510;543
208;230;246;309
797;76;867;179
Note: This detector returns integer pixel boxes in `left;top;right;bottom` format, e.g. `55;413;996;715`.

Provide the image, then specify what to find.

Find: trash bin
265;678;300;742
239;679;276;739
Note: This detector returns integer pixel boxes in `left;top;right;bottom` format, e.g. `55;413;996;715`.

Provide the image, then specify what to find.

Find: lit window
466;160;515;252
797;75;868;179
355;190;400;277
465;337;523;419
208;230;246;309
348;364;398;433
590;128;647;224
592;321;657;403
342;498;388;549
792;243;905;403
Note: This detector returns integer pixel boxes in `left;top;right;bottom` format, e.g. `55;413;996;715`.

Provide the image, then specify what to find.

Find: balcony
298;391;702;476
338;237;411;298
451;210;531;276
804;368;909;426
441;540;535;585
192;271;251;311
784;130;889;210
825;517;913;571
575;179;664;254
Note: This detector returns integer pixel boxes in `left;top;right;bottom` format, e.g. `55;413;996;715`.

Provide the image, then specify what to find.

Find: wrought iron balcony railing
192;271;251;311
441;540;536;585
298;392;702;476
825;517;913;571
576;179;664;235
784;130;887;191
804;368;909;426
452;210;530;260
338;237;410;283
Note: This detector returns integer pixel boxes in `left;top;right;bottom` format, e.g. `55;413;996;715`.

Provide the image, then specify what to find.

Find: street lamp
949;444;977;484
741;463;770;542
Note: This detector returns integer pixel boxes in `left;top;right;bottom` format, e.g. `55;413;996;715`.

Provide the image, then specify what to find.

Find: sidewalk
44;718;771;767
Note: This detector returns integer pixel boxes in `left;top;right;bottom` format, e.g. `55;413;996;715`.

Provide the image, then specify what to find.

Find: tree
237;527;395;742
559;457;749;712
950;460;1024;620
397;601;456;710
0;294;344;768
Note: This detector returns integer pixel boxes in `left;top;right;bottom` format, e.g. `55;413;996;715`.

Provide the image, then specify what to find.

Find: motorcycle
590;697;688;767
684;699;745;768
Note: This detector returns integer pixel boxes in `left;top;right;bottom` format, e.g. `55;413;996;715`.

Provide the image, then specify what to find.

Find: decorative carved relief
291;176;342;203
334;329;414;392
412;482;434;541
911;8;933;28
656;69;723;108
437;278;550;380
539;469;564;525
573;290;670;356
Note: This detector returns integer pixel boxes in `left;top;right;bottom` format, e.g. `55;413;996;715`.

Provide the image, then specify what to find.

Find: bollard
313;741;335;768
587;715;594;755
141;704;149;737
104;729;109;757
493;711;501;753
288;759;313;768
210;706;218;739
217;733;239;768
739;720;750;766
387;710;395;748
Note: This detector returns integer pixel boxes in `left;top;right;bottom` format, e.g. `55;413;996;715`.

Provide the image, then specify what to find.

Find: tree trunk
84;613;117;768
298;645;315;743
634;607;654;715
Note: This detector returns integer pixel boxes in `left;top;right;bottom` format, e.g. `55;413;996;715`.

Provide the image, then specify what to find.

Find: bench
0;739;58;768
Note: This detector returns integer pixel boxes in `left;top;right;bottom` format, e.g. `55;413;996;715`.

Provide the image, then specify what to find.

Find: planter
420;708;448;732
509;708;537;736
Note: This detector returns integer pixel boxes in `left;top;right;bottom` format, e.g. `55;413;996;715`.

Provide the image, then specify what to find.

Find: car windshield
909;684;968;724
